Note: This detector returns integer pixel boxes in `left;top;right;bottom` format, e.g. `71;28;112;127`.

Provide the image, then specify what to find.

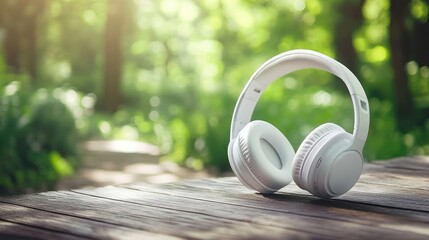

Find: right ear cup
230;120;295;193
292;123;344;190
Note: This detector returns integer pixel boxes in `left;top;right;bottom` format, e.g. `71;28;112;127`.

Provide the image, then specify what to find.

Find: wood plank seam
122;182;429;216
0;199;157;232
70;189;257;223
120;181;429;223
95;185;429;229
57;191;336;239
0;216;94;240
69;189;402;239
358;181;428;192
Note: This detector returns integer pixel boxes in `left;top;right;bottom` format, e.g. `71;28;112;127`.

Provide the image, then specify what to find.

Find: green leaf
49;151;74;177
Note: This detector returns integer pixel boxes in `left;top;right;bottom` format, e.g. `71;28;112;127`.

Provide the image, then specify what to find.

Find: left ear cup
230;120;295;193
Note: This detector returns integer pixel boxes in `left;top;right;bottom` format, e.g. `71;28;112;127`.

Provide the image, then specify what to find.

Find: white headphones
228;49;370;198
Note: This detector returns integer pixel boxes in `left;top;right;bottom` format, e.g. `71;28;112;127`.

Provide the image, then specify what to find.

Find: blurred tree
390;0;415;131
333;0;366;75
0;0;46;83
22;0;47;82
1;0;22;73
101;0;131;112
41;0;106;94
410;0;429;67
408;0;429;124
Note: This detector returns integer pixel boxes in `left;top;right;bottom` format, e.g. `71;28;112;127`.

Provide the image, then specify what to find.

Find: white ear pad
292;123;344;190
231;120;295;193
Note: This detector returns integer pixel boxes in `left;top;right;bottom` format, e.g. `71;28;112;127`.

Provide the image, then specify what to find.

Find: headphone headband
230;49;369;150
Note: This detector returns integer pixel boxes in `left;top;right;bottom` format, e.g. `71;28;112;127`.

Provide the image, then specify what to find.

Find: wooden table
0;157;428;239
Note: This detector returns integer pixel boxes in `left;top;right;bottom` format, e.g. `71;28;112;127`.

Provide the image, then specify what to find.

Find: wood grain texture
0;156;428;239
0;221;84;240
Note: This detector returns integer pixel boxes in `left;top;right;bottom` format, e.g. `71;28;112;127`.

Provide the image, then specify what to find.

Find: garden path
56;140;212;190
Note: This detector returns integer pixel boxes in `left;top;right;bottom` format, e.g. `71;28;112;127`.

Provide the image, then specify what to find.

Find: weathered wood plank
0;190;332;239
0;156;428;239
1;176;428;239
126;178;429;221
130;169;429;214
75;184;429;239
362;157;429;191
0;202;181;240
0;220;84;240
372;156;429;171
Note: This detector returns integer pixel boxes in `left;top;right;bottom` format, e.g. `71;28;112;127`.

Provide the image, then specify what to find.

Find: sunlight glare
84;140;161;155
312;90;332;106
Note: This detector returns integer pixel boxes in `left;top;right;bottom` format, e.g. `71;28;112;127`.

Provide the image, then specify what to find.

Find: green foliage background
1;0;429;192
111;0;427;170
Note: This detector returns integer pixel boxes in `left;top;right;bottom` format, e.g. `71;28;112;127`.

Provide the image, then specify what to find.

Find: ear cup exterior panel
326;151;363;196
311;146;363;198
235;120;295;193
292;123;344;190
302;132;358;198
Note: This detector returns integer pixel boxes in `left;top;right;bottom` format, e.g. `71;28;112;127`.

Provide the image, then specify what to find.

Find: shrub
0;83;79;194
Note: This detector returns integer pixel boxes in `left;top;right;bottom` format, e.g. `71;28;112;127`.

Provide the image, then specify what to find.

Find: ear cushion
236;120;295;193
292;123;344;190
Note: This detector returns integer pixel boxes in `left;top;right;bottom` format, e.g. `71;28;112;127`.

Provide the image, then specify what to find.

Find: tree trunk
389;0;414;132
3;1;22;74
409;0;429;124
1;0;45;83
411;4;429;67
102;0;128;112
22;0;45;84
333;0;366;75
